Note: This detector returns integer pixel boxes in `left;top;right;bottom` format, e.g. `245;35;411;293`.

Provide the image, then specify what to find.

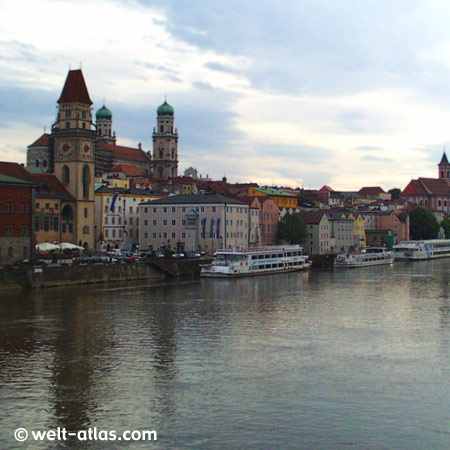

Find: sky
2;0;450;190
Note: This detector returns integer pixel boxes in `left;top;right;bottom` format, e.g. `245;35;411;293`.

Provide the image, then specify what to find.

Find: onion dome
96;105;112;121
157;101;174;117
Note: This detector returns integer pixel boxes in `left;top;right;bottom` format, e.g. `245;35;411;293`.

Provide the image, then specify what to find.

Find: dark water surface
1;261;450;449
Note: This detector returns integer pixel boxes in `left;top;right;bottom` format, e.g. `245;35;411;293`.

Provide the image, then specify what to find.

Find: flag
110;192;119;212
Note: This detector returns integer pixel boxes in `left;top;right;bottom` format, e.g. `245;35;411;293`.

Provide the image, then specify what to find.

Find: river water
1;260;450;449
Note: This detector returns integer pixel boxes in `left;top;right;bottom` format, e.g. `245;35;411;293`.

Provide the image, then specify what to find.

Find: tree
441;218;450;238
388;188;401;200
410;207;439;240
278;213;308;244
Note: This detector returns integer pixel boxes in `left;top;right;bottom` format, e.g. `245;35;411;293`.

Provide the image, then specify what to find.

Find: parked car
172;253;185;258
186;251;201;259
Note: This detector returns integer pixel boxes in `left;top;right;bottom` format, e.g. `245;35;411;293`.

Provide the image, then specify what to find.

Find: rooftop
142;194;247;206
57;69;93;105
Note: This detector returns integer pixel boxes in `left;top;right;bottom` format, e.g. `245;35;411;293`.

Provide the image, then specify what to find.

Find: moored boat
200;245;311;278
393;239;450;260
334;247;394;268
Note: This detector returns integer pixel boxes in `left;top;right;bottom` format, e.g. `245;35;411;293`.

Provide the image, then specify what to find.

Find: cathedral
24;68;180;248
26;68;179;180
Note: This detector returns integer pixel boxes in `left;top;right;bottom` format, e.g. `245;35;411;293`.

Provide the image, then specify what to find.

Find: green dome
96;105;112;120
157;101;174;117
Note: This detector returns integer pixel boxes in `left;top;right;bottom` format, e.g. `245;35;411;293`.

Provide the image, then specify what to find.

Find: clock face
63;144;71;152
84;145;90;153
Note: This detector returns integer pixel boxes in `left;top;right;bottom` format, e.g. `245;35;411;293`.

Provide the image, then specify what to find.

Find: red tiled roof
98;142;151;163
319;185;333;192
402;178;450;196
358;186;385;196
0;162;74;200
57;69;92;105
0;162;33;181
298;211;326;224
28;133;50;148
28;174;75;200
110;164;144;177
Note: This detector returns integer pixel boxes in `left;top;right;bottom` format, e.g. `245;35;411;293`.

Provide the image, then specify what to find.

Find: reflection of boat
200;245;311;278
393;239;450;260
334;247;394;268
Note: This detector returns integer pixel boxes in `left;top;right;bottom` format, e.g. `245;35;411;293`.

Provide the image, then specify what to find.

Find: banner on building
110;192;119;212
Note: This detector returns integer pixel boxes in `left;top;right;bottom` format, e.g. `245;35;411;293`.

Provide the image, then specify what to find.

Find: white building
138;194;249;252
95;186;161;251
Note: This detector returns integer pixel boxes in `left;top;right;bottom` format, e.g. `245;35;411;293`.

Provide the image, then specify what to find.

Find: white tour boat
200;245;311;278
393;239;450;260
334;247;394;268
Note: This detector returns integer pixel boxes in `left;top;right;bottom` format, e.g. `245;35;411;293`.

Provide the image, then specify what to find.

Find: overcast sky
2;0;450;190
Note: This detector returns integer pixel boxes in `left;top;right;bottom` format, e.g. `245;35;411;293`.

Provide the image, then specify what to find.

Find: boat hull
201;263;311;278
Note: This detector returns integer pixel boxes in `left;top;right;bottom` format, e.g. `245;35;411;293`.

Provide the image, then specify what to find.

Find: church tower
152;100;178;179
53;69;96;249
438;152;450;183
95;104;115;144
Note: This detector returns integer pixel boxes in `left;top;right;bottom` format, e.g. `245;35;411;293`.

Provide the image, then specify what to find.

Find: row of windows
3;202;30;213
36;202;58;210
5;246;28;258
3;225;29;235
35;216;59;232
143;232;187;239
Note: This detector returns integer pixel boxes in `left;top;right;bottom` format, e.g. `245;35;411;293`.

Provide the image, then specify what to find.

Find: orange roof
98;142;151;163
110;164;144;177
402;178;450;196
57;69;92;105
28;133;50;148
319;185;333;192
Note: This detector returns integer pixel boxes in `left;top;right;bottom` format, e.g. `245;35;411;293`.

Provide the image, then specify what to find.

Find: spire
57;69;93;105
439;152;449;166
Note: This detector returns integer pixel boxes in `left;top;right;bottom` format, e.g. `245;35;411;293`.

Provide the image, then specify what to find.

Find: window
104;229;109;238
84;208;88;218
163;207;167;213
105;217;108;225
172;220;176;225
144;220;148;226
172;232;176;238
153;220;157;225
144;232;148;239
44;216;49;231
62;165;70;185
212;207;216;212
153;233;157;238
35;203;40;209
82;165;90;200
35;216;39;231
53;217;59;231
163;220;168;225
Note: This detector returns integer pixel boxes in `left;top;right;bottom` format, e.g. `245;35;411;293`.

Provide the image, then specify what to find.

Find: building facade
0;174;33;265
139;194;249;252
298;212;331;255
95;186;161;251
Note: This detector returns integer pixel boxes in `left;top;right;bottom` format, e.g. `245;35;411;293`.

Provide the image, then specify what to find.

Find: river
1;260;450;449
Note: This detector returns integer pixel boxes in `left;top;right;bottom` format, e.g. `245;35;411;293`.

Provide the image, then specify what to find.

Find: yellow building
248;187;298;209
346;212;366;249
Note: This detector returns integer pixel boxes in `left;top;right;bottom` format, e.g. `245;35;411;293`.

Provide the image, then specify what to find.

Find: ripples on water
1;261;450;449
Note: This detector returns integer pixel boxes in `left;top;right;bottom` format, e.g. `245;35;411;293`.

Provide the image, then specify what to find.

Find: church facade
25;68;180;248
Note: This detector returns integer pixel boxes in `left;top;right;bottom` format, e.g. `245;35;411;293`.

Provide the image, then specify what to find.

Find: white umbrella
36;242;59;251
58;242;84;250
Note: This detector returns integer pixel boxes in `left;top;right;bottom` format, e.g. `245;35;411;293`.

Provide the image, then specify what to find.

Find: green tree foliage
410;207;439;240
441;218;450;238
388;188;401;200
278;213;309;244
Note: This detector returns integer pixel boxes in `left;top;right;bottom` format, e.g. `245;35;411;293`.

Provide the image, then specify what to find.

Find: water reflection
2;261;450;449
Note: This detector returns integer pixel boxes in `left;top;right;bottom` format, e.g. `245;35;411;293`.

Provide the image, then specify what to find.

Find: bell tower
438;152;450;184
152;100;178;179
53;69;96;248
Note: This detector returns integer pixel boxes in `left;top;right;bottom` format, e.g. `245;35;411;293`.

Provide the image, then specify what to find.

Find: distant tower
52;69;96;249
438;152;450;183
96;104;115;144
152;100;178;179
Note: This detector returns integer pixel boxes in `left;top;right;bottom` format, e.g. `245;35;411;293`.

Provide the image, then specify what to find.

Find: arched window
35;160;40;168
82;165;91;200
62;165;70;185
160;125;163;132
